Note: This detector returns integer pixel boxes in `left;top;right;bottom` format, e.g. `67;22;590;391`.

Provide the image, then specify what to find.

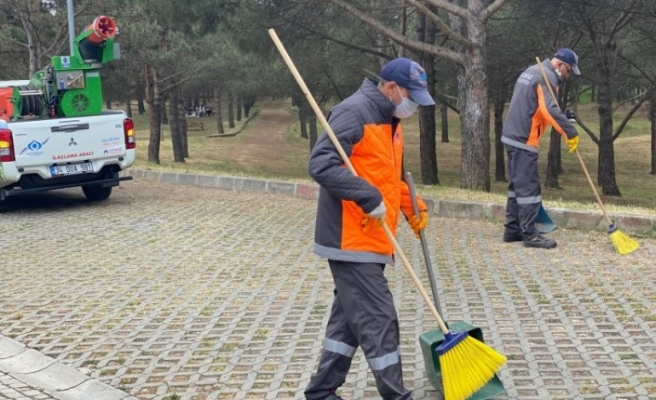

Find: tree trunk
440;100;449;143
19;12;40;77
418;105;439;185
651;91;656;175
161;95;169;125
236;95;242;122
299;105;308;139
545;128;562;188
216;89;225;134
416;6;438;185
309;114;318;150
105;100;112;109
138;96;146;115
169;87;185;163
450;2;490;191
178;89;189;158
590;85;596;102
125;95;132;118
145;64;161;164
244;100;252;118
597;62;621;196
228;91;235;129
493;85;506;182
295;92;308;139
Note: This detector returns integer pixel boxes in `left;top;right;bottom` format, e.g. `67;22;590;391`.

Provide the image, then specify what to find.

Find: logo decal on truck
103;147;123;156
52;151;93;161
19;138;50;157
102;136;122;147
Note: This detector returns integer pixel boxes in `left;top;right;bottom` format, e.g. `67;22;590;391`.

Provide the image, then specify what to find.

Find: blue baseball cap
380;57;435;106
554;48;580;75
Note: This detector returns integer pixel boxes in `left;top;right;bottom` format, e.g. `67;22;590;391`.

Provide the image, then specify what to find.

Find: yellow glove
407;211;428;238
566;136;579;153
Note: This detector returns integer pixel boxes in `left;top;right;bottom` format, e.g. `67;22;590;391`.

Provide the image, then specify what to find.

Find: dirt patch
233;105;300;168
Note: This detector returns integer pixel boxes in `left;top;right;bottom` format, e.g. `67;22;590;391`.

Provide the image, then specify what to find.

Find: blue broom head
436;331;469;356
607;222;618;234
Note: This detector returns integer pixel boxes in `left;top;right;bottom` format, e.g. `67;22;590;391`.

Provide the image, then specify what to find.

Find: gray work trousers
505;145;542;238
304;260;412;400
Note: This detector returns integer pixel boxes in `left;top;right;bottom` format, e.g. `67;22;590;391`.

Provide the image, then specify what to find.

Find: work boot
502;230;523;243
523;234;557;249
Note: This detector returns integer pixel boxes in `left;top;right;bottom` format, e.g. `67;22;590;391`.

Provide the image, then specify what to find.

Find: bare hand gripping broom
535;57;639;255
269;28;506;400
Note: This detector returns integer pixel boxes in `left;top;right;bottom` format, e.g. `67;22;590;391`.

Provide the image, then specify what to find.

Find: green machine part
47;16;118;118
10;87;23;117
55;70;103;117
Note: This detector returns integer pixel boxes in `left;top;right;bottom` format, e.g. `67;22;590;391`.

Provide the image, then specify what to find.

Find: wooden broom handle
269;28;450;334
534;57;613;225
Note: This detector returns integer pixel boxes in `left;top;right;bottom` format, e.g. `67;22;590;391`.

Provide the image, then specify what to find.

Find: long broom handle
534;58;613;226
405;172;445;318
269;28;450;334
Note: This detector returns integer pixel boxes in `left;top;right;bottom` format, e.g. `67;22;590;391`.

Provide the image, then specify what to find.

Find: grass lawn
126;99;656;217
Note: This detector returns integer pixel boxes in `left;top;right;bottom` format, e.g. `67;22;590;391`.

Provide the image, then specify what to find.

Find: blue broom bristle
436;331;469;356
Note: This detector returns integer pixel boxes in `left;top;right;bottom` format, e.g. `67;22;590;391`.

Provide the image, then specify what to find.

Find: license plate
50;162;93;177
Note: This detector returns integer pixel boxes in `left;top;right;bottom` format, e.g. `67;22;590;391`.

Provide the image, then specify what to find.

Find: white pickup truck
0;84;136;202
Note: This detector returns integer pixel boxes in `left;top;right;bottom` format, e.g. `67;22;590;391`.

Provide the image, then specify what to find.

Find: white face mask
392;86;418;119
555;67;562;79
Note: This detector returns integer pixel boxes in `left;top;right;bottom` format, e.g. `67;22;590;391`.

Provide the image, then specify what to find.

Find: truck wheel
82;185;112;201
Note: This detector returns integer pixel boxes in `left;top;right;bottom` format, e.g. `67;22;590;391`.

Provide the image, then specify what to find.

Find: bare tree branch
607;0;638;44
404;0;472;50
423;0;468;19
573;117;600;145
328;0;465;64
0;36;29;48
612;86;654;141
482;0;511;23
278;18;392;60
619;52;656;87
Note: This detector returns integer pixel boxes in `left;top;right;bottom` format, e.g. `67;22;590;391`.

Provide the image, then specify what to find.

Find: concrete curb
0;335;137;400
124;169;656;235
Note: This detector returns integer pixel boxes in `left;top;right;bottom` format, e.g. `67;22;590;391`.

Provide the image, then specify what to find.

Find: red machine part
0;87;15;122
85;16;117;44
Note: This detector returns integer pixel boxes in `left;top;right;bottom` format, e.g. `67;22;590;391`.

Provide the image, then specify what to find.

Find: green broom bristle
610;229;639;255
439;336;507;400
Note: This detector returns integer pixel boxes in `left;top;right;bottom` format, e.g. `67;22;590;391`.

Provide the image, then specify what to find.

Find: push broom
269;28;506;400
535;57;639;255
406;171;506;399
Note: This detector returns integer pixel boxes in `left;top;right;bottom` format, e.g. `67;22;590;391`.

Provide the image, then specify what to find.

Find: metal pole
67;0;75;55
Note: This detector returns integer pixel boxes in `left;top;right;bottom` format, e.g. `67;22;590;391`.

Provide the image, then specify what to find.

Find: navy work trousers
505;145;542;239
304;260;411;400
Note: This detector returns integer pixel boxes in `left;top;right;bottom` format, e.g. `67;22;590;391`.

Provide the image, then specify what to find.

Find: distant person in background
501;48;581;249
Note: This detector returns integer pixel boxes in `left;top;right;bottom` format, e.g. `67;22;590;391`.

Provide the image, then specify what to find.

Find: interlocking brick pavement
0;372;54;399
1;179;655;400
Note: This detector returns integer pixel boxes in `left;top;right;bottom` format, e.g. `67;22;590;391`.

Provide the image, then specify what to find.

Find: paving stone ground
1;180;655;400
0;372;54;400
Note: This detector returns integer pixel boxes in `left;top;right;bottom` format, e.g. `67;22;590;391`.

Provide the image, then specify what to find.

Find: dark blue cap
554;48;580;75
380;58;435;106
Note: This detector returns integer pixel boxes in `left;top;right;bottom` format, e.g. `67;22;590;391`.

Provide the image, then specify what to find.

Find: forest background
2;0;656;213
